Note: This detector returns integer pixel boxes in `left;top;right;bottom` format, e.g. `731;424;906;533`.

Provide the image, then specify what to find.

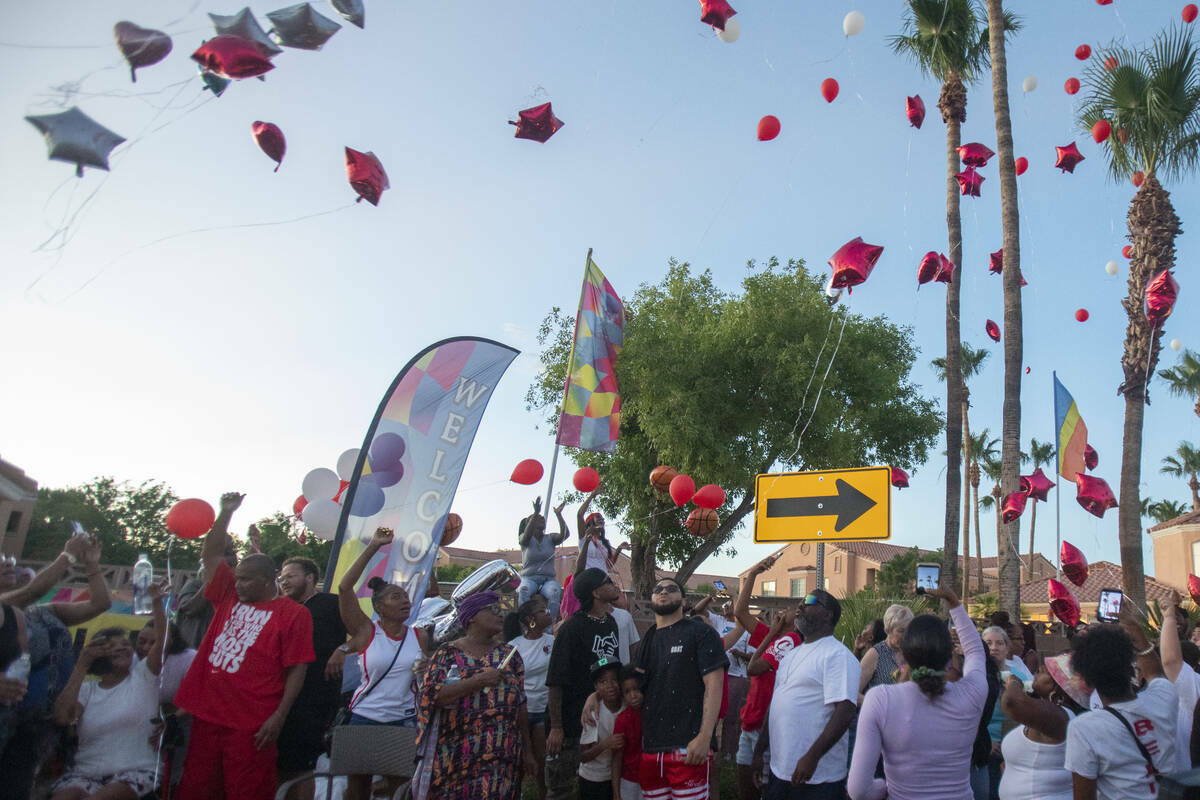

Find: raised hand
369;527;395;549
220;492;245;513
247;524;263;554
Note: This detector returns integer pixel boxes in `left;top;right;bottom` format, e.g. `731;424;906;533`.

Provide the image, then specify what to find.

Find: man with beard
758;590;858;799
275;557;346;800
636;576;726;800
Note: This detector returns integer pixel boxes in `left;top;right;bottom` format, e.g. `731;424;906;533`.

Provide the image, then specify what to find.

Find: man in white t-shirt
761;589;859;799
1154;589;1199;771
611;592;642;664
1065;613;1179;799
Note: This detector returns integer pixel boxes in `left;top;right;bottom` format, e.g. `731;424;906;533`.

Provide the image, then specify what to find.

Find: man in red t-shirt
176;493;315;800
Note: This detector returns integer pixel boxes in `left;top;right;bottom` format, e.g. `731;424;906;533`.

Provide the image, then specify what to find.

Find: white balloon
302;467;340;502
335;448;361;481
302;498;340;538
1171;338;1183;351
1022;75;1038;93
1105;261;1119;275
716;18;740;42
843;10;865;37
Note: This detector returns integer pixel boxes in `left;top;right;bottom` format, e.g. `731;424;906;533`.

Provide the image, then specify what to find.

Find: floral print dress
416;642;526;800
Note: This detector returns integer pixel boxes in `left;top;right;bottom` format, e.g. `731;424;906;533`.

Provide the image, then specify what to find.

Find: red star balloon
936;253;955;283
757;115;781;141
114;21;173;82
1061;542;1089;587
955;166;984;197
1055;142;1085;173
1065;77;1081;95
1092;119;1112;143
251;121;285;171
1049;579;1081;627
1015;156;1028;175
1084;444;1099;470
958;142;995;167
986;319;1000;342
891;467;909;489
1001;490;1028;523
828;237;884;291
191;35;274;79
1020;468;1055;502
1075;473;1117;518
988;248;1027;285
1075;44;1092;60
1146;270;1180;323
510;102;564;143
699;0;736;31
344;147;389;205
906;95;925;129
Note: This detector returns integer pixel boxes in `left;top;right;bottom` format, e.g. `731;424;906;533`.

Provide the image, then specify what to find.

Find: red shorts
179;717;276;800
641;751;711;800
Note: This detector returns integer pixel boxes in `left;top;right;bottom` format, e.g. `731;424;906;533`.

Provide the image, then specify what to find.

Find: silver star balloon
330;0;364;28
267;3;341;50
25;107;125;177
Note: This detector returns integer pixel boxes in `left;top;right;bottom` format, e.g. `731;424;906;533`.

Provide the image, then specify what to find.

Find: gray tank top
521;533;558;579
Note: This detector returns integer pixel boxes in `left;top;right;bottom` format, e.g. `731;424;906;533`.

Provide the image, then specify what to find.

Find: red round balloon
1132;170;1145;187
669;474;696;507
166;498;217;539
292;494;307;517
1075;308;1089;322
1061;542;1089;587
1014;156;1028;175
1123;245;1133;259
1092;119;1111;143
573;467;600;493
1064;77;1080;95
511;459;544;485
693;484;726;510
252;121;286;171
333;479;350;503
820;78;839;103
1185;4;1198;23
757;115;781;141
1075;44;1091;60
1104;55;1118;70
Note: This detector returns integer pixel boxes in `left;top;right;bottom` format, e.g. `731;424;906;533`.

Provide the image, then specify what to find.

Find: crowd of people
2;489;1200;800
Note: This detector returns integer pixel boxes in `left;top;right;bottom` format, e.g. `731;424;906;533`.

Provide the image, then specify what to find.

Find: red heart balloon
906;95;925;129
890;467;909;489
1061;541;1089;587
693;484;726;510
669;474;696;507
1074;473;1117;518
1049;579;1081;626
1084;444;1099;471
166;498;217;539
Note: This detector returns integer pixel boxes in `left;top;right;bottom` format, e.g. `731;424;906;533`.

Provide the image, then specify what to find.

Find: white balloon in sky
843;11;865;37
1171;338;1183;351
302;467;340;502
1022;75;1038;93
1105;260;1119;275
302;498;341;538
335;448;361;481
716;18;740;42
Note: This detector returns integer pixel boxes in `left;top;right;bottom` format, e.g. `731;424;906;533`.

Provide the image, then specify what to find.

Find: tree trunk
1119;174;1181;610
1027;497;1037;583
975;479;985;595
673;488;756;587
962;394;973;598
630;497;662;600
986;0;1024;619
1190;474;1199;512
943;80;965;594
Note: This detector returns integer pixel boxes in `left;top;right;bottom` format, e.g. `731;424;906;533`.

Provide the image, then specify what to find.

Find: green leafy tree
1159;349;1200;419
1077;26;1200;608
22;478;196;568
241;512;334;574
434;564;476;584
834;586;932;650
1161;442;1200;512
527;259;942;596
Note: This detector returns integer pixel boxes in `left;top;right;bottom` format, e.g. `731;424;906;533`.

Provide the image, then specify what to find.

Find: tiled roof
1018;560;1178;605
829;540;937;564
1149;510;1200;533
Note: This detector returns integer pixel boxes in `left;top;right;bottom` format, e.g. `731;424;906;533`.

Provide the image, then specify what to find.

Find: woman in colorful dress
416;591;536;800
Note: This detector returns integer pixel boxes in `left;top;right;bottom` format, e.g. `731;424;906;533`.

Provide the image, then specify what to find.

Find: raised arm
1;533;90;608
576;489;599;538
145;580;169;677
52;638;105;727
1000;675;1069;741
747;614;787;677
48;536;112;627
338;527;393;650
1161;590;1184;682
519;514;534;549
552;500;570;545
692;593;716;616
202;492;244;581
928;587;982;682
735;555;776;631
1120;600;1164;682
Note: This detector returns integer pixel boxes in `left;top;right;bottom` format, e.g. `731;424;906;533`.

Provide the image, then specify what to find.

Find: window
4;511;19;534
866;568;877;587
761;580;776;597
790;577;807;597
824;578;830;590
833;557;842;574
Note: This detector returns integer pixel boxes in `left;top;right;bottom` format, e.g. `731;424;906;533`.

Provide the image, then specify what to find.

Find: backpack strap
1103;706;1160;777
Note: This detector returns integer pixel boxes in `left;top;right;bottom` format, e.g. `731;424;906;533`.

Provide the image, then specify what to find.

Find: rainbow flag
1053;373;1089;480
557;253;624;451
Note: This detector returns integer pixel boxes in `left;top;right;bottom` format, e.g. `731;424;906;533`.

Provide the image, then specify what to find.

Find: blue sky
1;0;1196;585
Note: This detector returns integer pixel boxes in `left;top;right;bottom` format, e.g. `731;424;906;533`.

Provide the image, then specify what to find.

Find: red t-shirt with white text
739;622;802;731
175;561;314;730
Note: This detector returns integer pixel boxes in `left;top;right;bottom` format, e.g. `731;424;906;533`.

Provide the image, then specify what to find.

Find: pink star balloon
958;142;995;167
510;102;564;143
1074;473;1117;518
1020;468;1055;502
699;0;736;30
955;166;984;196
1055;142;1085;173
828;237;884;291
1049;579;1081;627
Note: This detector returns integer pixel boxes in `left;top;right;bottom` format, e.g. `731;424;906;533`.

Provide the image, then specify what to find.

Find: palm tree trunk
1190;474;1199;512
943;82;965;595
962;394;972;598
1119;175;1182;610
986;0;1024;618
975;482;984;593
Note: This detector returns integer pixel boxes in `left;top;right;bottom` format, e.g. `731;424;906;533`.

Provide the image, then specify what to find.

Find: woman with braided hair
847;587;987;800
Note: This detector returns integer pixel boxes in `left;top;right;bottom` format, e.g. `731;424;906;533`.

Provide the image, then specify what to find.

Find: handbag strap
1103;706;1160;777
356;624;408;704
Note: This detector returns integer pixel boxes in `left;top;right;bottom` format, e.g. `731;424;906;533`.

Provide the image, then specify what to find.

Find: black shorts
276;704;334;772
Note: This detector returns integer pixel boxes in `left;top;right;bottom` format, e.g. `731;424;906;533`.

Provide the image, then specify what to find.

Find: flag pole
543;248;594;519
1053;371;1062;578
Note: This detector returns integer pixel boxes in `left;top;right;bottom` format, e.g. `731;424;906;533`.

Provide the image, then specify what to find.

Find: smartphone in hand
915;563;940;595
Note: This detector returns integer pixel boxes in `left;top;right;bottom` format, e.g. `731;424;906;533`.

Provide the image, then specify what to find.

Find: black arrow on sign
764;478;877;532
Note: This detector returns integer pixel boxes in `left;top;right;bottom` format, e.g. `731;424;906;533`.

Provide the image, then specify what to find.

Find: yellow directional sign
753;466;891;543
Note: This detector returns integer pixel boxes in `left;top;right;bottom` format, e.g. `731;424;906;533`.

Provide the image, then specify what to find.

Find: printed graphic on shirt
770;637;796;658
593;632;618;659
209;604;274;673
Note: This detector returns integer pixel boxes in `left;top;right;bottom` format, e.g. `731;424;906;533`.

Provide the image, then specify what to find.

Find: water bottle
4;653;30;681
133;553;153;615
446;664;461;683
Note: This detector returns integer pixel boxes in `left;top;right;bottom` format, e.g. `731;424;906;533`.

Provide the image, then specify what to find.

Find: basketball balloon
686;508;719;536
441;513;463;546
650;465;678;493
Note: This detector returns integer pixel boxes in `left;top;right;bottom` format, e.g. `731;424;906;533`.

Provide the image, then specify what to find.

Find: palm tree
1159;349;1200;419
971;430;1001;591
933;343;991;596
893;0;992;594
1161;442;1200;511
983;0;1024;617
1148;498;1189;525
1077;26;1200;609
1026;438;1055;578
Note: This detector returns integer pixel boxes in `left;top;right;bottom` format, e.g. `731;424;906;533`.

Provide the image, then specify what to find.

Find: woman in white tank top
338;527;432;800
997;653;1089;800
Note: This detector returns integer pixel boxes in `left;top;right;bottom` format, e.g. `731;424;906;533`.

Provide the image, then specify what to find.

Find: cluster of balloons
297;433;407;539
649;465;725;536
1046;541;1091;626
916;251;954;288
954;142;994;198
998;466;1055;524
165;498;218;539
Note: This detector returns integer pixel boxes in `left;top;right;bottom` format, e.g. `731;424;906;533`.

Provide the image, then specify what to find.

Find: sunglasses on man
652;583;681;595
